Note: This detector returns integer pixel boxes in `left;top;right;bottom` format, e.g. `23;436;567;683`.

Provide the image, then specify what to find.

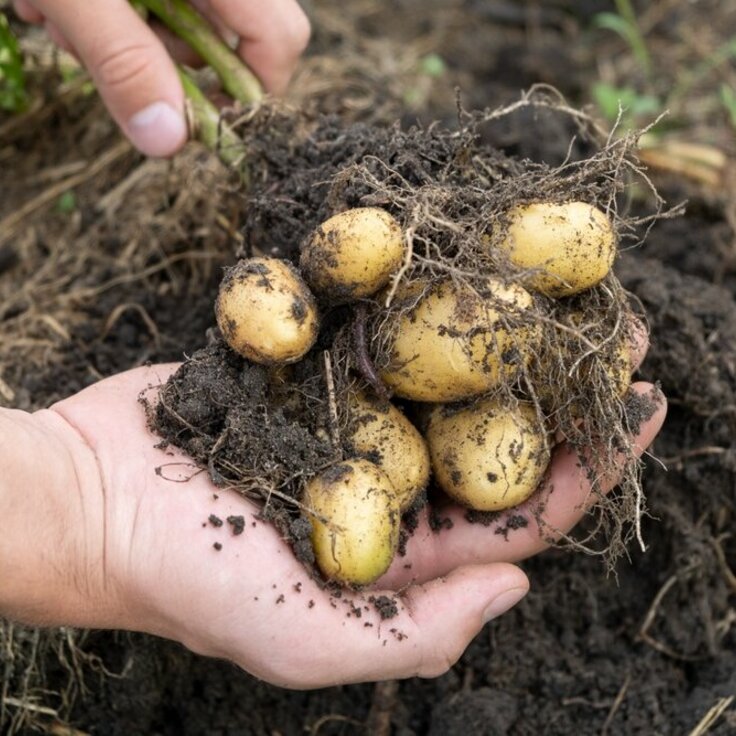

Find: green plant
55;191;77;214
419;53;446;78
0;11;27;113
130;0;257;175
591;1;662;132
594;0;652;78
591;80;660;129
721;84;736;130
137;0;262;104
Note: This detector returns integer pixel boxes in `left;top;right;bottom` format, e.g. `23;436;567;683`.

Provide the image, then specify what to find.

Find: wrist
0;407;127;629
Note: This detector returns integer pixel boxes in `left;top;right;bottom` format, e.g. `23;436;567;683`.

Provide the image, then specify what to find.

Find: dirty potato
216;257;319;364
381;277;539;402
426;398;550;511
300;207;405;301
305;459;400;585
498;202;616;297
346;390;430;510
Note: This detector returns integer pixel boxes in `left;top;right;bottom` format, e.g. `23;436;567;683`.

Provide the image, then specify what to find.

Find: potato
426;398;550;511
346;391;430;510
498;202;616;297
381;277;538;402
305;459;400;585
216;257;319;364
300;207;405;300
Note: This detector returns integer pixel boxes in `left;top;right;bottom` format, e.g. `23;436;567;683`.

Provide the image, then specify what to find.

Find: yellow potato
346;391;430;510
426;398;550;511
381;277;539;402
305;459;400;585
300;207;405;300
216;257;319;364
498;202;616;297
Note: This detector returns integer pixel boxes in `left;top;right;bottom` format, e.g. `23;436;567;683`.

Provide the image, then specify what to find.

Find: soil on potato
2;1;736;734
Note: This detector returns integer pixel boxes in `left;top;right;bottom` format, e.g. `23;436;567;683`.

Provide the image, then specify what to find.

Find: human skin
0;361;665;688
11;0;311;156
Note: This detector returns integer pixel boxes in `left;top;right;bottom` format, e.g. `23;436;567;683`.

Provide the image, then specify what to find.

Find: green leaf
593;11;651;77
0;12;28;113
721;84;736;129
420;53;446;78
594;12;635;40
591;81;661;130
591;81;636;122
56;191;77;214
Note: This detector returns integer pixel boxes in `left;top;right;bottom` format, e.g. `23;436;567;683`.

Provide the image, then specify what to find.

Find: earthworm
353;304;390;401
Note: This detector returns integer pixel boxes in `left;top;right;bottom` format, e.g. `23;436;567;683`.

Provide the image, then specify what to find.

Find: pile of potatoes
216;202;626;585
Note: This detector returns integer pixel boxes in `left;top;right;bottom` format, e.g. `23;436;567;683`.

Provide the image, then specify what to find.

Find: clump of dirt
152;336;336;492
151;90;670;575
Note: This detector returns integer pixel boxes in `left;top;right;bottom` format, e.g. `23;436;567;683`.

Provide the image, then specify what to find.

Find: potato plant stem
137;0;263;104
179;68;248;178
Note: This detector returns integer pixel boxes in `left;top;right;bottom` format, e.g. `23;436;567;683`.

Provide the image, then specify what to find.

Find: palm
50;364;665;686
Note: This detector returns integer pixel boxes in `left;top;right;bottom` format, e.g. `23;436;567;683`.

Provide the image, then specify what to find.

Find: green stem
613;0;651;78
179;68;248;179
138;0;263;104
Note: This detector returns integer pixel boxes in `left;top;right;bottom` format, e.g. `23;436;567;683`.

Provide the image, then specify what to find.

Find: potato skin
426;399;550;511
305;459;400;586
300;207;405;301
216;257;319;365
499;202;616;297
381;277;538;402
346;391;430;510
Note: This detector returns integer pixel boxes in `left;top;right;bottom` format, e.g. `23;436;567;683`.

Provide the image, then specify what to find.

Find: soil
2;1;736;735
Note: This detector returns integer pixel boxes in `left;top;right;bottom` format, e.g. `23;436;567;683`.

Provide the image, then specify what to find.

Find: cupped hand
21;359;664;689
12;0;310;156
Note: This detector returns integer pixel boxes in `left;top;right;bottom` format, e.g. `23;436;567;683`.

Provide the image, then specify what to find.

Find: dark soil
2;1;735;734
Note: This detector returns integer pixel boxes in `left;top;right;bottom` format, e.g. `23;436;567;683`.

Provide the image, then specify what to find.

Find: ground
1;0;735;734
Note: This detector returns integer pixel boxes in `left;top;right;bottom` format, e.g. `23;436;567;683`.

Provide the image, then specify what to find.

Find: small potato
498;202;616;297
216;257;319;365
381;277;539;402
305;459;400;586
426;398;550;511
346;391;430;510
300;207;405;301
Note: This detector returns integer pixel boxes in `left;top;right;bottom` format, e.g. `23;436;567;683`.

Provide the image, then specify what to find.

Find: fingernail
127;102;187;158
482;586;527;624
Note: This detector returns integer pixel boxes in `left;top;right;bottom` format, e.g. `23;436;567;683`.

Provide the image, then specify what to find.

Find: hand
12;0;310;156
0;364;666;688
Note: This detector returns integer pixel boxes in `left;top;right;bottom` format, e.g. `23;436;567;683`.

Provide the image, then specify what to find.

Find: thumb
35;0;187;157
378;563;529;680
263;563;529;688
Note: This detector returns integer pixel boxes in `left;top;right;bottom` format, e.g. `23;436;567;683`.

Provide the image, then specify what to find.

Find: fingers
13;0;43;24
33;0;187;157
381;381;667;587
629;313;649;371
239;563;528;688
211;0;311;93
19;0;310;159
149;21;205;69
43;20;76;57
